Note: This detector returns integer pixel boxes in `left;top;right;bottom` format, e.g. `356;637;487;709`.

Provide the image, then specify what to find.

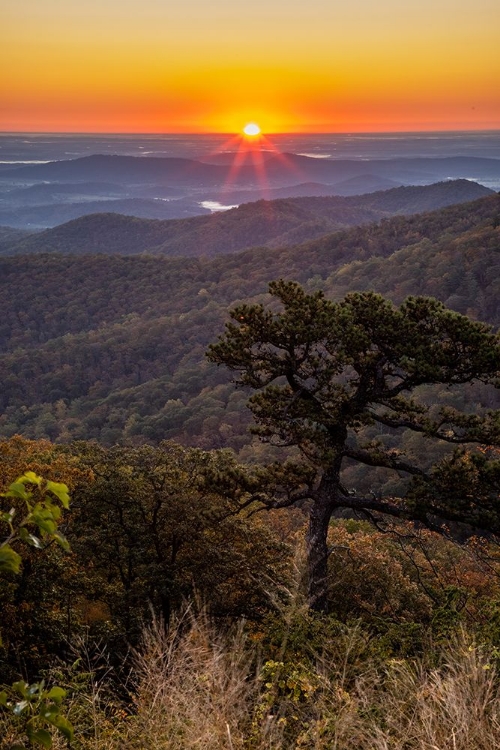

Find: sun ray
192;127;308;208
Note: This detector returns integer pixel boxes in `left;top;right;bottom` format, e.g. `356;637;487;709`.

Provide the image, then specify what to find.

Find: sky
2;0;499;133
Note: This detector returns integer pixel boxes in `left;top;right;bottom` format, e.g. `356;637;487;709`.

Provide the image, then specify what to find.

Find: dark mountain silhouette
3;153;500;187
0;154;258;186
263;153;500;182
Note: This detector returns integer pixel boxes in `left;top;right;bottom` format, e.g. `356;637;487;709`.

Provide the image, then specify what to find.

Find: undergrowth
3;609;500;749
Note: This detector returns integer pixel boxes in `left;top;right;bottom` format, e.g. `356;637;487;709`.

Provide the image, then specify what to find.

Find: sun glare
243;123;261;137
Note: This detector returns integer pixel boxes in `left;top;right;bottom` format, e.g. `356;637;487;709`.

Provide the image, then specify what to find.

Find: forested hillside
1;179;492;257
0;193;498;449
0;225;33;253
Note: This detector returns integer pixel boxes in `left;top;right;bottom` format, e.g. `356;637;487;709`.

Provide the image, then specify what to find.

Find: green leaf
21;472;42;487
0;545;22;574
53;506;62;522
28;534;44;549
27;727;52;748
31;512;57;535
27;681;44;698
45;482;70;509
45;713;74;743
41;706;58;723
5;481;30;501
12;681;28;698
0;690;8;705
46;686;66;704
13;699;29;716
52;531;70;552
19;528;43;549
1;508;15;524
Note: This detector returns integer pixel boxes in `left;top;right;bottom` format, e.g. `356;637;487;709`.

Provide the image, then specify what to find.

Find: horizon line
1;128;500;137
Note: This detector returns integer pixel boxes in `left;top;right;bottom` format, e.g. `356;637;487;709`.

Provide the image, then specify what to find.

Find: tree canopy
0;194;498;448
208;280;500;611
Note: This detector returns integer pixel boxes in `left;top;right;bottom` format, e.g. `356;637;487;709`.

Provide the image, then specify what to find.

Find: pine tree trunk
306;496;334;613
306;466;342;613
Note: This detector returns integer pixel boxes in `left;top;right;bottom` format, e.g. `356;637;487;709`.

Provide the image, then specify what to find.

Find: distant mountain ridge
3;153;500;186
0;154;228;186
1;180;493;258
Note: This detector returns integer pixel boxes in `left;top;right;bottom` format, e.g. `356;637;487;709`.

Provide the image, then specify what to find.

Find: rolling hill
0;192;498;448
1;180;492;258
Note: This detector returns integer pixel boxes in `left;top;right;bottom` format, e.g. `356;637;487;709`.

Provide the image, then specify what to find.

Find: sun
243;122;261;137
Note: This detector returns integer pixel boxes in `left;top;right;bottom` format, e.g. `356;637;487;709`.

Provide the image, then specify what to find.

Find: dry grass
124;608;256;749
126;618;500;750
118;616;500;750
358;641;500;750
2;616;500;749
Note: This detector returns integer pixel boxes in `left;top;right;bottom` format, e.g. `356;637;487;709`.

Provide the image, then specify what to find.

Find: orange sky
2;0;499;132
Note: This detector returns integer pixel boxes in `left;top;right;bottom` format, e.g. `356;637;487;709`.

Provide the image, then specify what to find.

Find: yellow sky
2;0;499;132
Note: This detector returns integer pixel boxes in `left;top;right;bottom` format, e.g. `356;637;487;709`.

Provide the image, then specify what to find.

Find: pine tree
208;280;500;612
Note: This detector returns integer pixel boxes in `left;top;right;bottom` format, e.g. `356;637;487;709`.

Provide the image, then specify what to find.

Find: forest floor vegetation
3;605;500;749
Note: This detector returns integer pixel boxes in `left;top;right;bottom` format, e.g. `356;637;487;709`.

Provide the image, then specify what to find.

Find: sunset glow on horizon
2;0;499;133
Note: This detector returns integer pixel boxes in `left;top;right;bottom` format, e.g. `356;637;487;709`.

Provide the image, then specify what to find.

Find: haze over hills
1;154;229;185
0;192;498;448
0;197;212;229
4;153;500;185
1;147;499;228
196;176;404;204
1;180;492;258
0;177;400;229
